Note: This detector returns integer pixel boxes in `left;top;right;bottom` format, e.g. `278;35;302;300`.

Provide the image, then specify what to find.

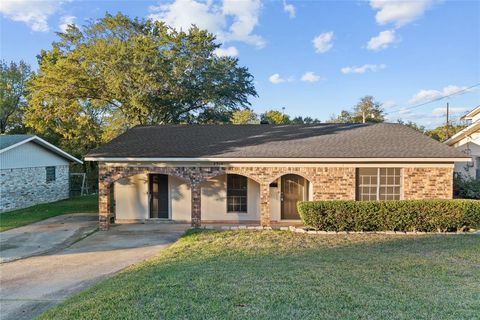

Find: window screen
227;174;247;213
46;166;56;182
357;168;401;201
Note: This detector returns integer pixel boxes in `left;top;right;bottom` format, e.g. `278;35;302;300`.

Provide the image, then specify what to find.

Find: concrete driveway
0;213;98;263
0;222;189;320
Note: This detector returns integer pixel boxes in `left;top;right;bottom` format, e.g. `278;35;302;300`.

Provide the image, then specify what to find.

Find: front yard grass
40;230;480;319
0;195;98;232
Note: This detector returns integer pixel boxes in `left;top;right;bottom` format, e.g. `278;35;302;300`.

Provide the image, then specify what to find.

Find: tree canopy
0;60;31;133
25;13;257;153
261;110;291;124
231;109;258;124
330;96;385;123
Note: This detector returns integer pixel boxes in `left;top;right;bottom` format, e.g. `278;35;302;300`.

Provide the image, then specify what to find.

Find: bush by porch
298;199;480;232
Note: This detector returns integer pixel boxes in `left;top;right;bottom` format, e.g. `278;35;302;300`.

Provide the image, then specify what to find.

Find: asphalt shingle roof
0;135;34;150
86;123;468;159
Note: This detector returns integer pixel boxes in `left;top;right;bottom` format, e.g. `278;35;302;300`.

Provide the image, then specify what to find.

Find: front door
149;174;169;219
281;175;308;220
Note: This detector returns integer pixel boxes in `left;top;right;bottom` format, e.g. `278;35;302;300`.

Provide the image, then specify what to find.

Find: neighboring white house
445;106;480;180
0;135;83;212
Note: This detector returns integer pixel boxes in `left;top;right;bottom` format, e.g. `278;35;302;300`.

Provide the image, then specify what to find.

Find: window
227;174;247;213
46;166;56;182
357;168;401;201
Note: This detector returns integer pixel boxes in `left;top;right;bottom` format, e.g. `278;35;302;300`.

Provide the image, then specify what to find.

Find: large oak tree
25;13;257;154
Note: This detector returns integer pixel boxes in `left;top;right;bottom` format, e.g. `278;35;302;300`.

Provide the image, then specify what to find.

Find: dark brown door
281;175;307;219
149;174;169;219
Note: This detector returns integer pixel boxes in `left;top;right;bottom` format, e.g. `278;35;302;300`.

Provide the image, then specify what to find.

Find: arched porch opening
269;174;313;222
200;173;261;224
98;166;193;230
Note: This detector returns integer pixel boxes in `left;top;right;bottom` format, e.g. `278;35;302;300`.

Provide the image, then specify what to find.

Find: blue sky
1;0;479;128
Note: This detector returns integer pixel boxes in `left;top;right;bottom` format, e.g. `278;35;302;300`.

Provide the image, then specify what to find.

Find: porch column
191;183;201;228
260;182;270;227
98;180;111;231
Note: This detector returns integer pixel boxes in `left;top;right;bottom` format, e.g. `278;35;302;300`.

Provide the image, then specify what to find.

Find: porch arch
267;171;315;186
270;173;313;221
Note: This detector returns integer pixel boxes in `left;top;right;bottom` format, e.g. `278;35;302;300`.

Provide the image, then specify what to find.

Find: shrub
454;174;480;199
297;200;480;232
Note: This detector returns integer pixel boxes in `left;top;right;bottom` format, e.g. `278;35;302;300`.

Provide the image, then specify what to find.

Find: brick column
260;182;270;227
98;180;111;231
191;184;201;228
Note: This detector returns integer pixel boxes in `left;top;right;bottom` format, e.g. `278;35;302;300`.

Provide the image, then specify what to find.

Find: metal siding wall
0;142;69;169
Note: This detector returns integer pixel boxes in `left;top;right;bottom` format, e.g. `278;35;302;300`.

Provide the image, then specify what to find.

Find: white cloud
222;0;264;47
383;100;396;108
312;31;334;53
409;85;470;104
0;0;63;32
367;29;396;51
269;73;286;84
59;15;76;32
149;0;225;34
301;71;321;82
398;108;412;115
149;0;264;48
432;107;469;116
341;64;386;74
213;46;238;57
283;0;295;18
370;0;436;28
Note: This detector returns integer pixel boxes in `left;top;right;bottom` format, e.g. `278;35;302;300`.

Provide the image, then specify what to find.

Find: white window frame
357;168;402;201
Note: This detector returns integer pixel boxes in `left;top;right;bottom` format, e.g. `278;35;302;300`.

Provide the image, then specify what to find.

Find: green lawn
39;230;480;320
0;195;98;232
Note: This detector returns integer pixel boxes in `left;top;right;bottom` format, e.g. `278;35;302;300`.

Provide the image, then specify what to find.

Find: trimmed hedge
297;200;480;232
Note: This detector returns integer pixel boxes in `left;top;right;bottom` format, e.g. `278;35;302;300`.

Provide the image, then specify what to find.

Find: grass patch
0;195;98;232
39;230;480;320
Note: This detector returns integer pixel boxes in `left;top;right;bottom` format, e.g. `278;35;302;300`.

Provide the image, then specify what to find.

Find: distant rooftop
0;135;34;150
0;134;82;164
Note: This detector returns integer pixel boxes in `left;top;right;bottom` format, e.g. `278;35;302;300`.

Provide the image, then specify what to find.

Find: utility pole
445;102;450;139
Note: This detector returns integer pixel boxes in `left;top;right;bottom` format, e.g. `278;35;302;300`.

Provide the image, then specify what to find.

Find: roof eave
0;136;83;164
444;122;480;146
460;106;480;120
84;156;471;163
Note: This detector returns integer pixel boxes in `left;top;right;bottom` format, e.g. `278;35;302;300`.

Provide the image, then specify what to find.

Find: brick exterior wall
403;167;453;199
0;165;70;212
97;163;453;230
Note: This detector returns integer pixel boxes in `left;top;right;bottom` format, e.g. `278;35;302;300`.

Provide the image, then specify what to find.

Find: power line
386;83;480;115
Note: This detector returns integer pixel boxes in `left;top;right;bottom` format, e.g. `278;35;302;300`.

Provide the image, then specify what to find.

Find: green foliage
396;119;467;142
426;124;467;142
397;119;427;134
330;96;385;123
231;109;258;124
291;116;321;124
298;200;480;232
261;110;290;124
25;13;257;155
454;174;480;199
0;60;32;133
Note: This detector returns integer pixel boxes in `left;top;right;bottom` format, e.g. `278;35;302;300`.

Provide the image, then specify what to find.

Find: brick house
85;123;470;230
445;106;480;180
0;135;83;212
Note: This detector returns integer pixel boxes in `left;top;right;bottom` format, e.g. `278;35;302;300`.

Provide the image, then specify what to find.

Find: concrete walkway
0;223;189;320
0;213;98;263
